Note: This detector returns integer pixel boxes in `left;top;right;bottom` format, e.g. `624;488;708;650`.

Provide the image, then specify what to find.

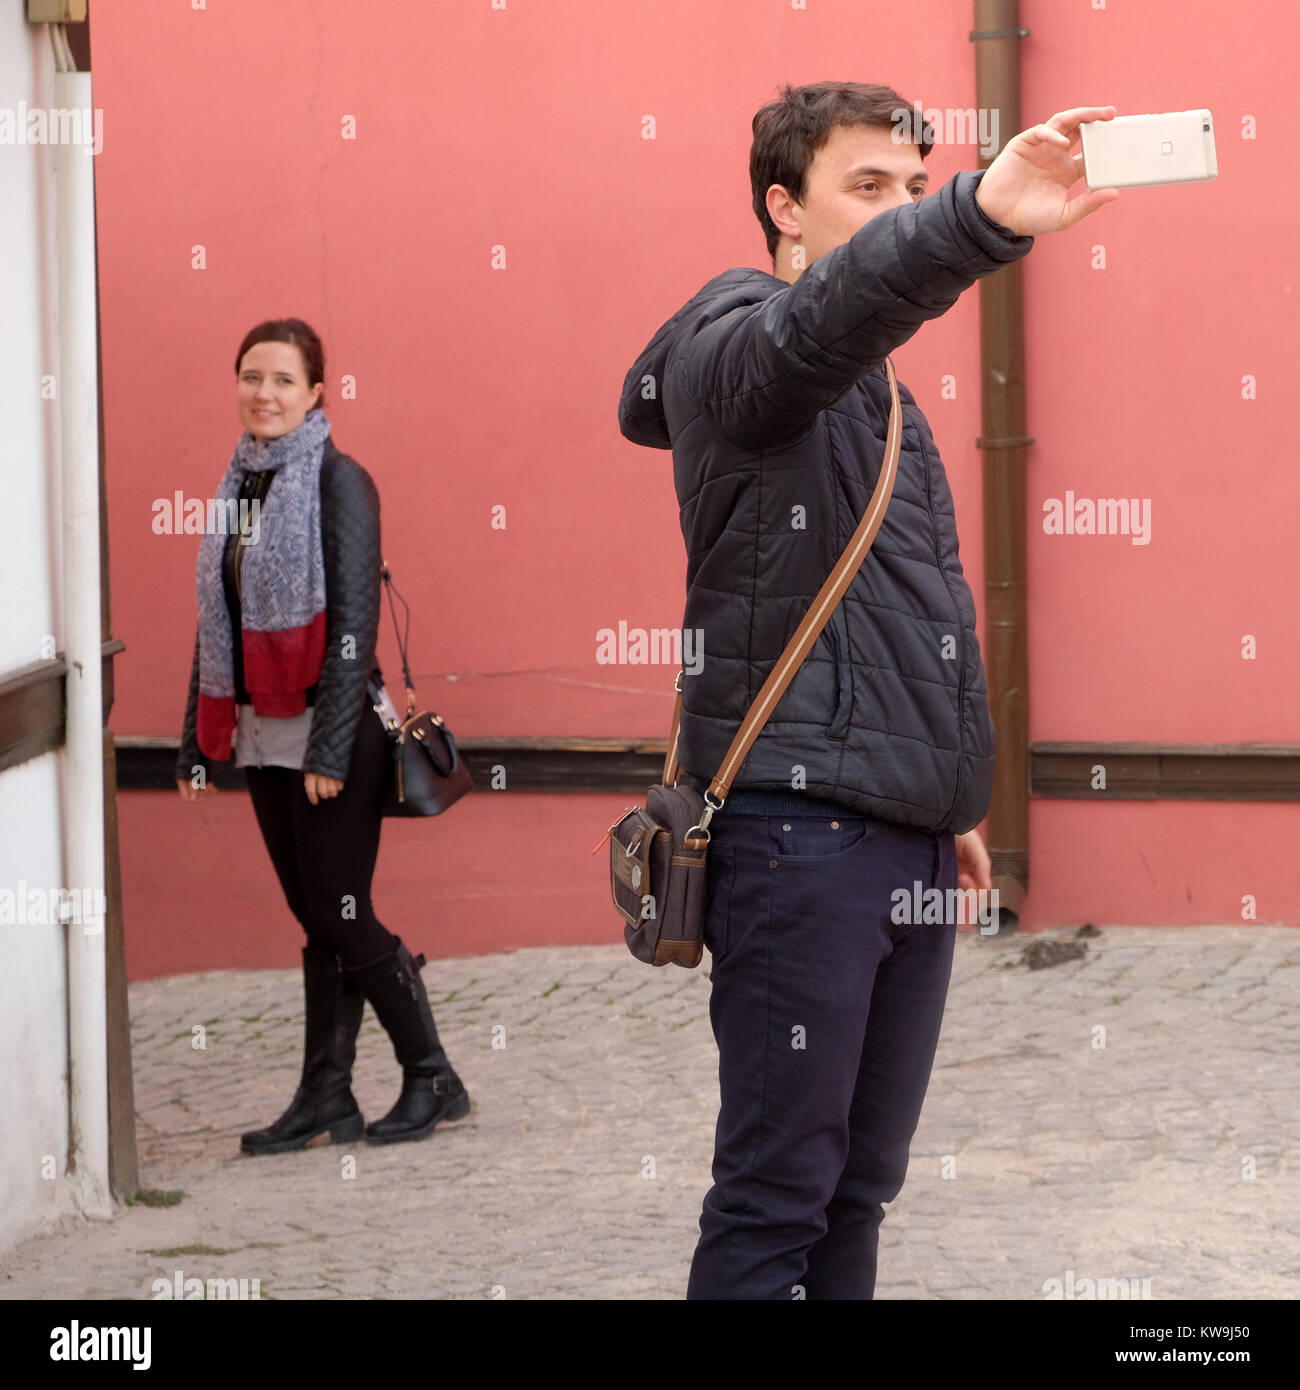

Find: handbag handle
378;561;419;716
665;355;904;833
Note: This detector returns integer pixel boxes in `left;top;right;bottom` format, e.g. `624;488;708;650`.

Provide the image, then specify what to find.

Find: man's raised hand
975;105;1120;237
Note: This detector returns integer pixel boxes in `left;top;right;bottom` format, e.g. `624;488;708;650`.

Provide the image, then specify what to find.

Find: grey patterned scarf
194;410;331;758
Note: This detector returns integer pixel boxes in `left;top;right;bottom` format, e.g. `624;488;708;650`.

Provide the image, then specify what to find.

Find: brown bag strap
663;669;685;782
663;356;904;830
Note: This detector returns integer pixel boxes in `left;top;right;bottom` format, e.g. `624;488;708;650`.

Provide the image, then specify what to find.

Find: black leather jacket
176;439;383;783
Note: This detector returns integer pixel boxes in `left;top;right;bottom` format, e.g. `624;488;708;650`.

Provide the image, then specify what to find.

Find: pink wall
90;0;1299;978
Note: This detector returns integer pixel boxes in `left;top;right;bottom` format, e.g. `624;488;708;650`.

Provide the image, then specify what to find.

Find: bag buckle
687;790;724;843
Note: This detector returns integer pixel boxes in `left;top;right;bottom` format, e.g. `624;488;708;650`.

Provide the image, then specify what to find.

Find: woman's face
237;340;323;441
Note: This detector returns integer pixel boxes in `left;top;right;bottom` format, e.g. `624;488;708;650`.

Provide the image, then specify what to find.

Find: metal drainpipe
972;0;1032;930
54;23;113;1217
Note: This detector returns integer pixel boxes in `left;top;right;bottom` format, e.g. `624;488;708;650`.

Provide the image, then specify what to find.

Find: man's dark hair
750;81;934;259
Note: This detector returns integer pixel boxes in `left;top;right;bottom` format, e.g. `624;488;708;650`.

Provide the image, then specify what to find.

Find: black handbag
368;562;475;817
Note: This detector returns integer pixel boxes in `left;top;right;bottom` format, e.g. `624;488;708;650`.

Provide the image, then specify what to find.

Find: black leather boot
240;943;366;1155
345;940;470;1145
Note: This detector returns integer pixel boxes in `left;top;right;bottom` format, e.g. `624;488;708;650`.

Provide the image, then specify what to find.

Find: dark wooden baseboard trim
112;737;1300;800
116;734;665;793
1030;742;1300;801
0;639;125;774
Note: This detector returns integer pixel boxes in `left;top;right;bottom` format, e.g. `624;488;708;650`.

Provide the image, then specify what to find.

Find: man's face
769;123;928;273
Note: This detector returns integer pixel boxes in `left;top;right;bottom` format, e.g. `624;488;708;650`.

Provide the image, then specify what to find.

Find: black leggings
244;707;400;967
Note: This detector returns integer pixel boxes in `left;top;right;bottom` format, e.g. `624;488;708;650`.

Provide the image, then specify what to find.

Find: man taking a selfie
618;82;1117;1300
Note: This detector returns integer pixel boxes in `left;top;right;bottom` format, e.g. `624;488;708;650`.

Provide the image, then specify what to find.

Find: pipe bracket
969;26;1031;41
976;436;1036;449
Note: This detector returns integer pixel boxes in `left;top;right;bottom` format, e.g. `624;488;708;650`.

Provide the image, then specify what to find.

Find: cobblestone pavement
3;927;1298;1300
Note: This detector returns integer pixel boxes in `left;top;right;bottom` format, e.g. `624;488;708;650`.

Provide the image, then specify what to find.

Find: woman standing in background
176;318;469;1153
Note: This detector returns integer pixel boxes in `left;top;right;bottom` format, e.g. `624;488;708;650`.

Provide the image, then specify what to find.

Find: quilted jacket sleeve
174;625;208;785
302;452;382;781
680;168;1034;450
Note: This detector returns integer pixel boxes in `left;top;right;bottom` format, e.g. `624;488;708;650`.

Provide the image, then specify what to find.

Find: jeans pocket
777;816;871;862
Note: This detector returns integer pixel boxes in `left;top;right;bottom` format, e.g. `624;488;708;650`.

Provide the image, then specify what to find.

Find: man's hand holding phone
975;105;1120;236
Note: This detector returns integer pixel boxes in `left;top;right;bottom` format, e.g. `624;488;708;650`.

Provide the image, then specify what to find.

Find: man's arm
679;169;1032;451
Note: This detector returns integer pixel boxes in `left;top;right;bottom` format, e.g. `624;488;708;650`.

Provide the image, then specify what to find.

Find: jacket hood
617;267;782;450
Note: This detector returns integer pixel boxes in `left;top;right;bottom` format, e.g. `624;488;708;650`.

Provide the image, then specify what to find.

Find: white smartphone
1080;110;1218;190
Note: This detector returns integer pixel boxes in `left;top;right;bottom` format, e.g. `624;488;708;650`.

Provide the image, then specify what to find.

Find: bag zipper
591;805;635;855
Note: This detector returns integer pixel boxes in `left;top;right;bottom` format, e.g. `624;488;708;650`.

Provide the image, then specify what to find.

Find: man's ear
765;183;802;242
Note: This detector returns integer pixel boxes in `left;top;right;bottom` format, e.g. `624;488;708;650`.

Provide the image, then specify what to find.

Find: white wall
0;10;79;1252
0;757;72;1251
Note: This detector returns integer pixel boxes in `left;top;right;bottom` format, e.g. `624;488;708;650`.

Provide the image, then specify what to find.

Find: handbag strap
664;355;904;832
378;562;418;716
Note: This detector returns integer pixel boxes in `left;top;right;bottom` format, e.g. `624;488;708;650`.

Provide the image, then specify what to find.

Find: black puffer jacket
617;169;1033;835
176;439;383;784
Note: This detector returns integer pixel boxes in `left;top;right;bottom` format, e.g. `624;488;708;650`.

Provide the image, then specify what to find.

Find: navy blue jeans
686;810;958;1300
